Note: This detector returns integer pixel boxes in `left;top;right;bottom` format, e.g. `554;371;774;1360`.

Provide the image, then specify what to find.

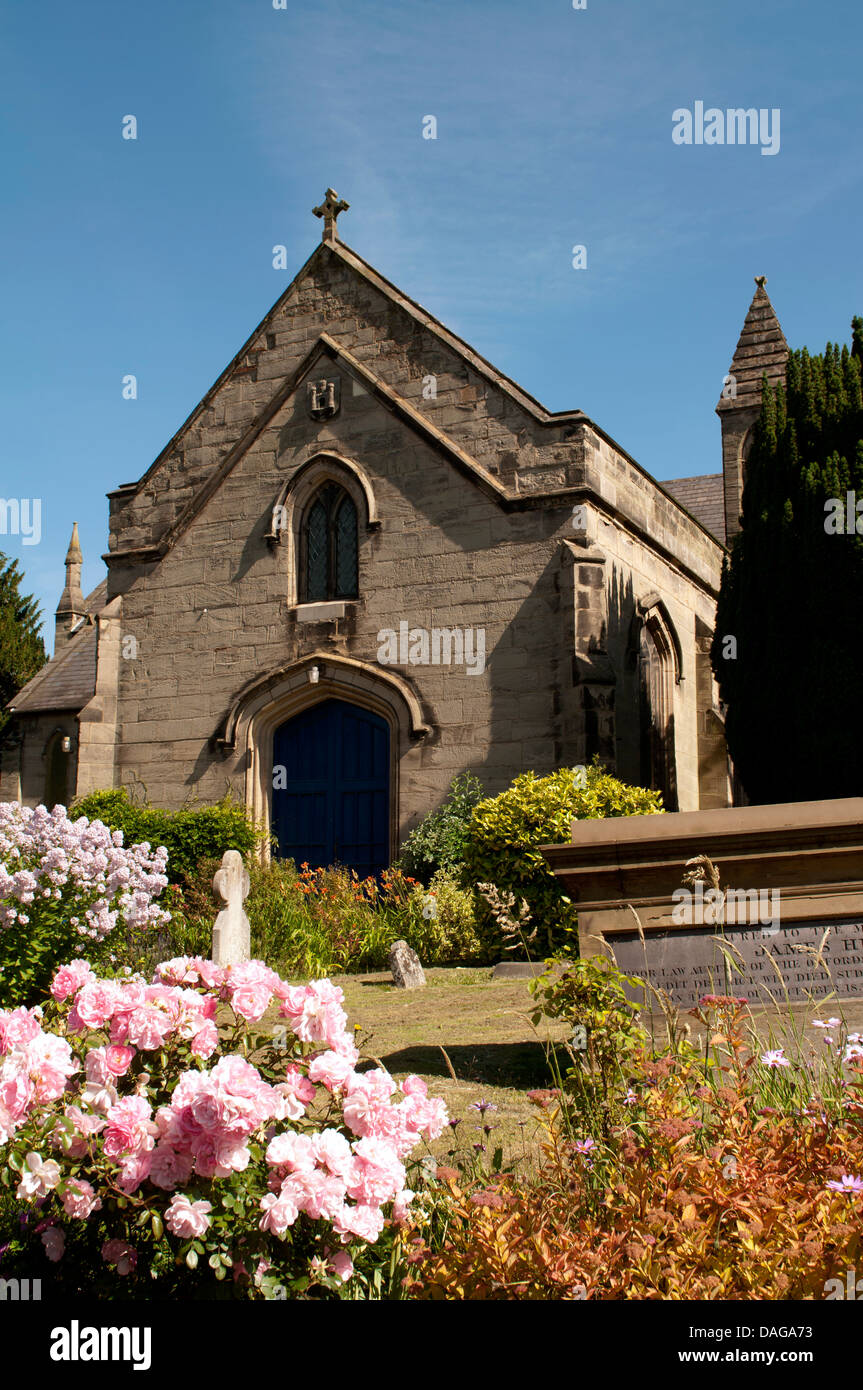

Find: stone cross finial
212;850;251;966
313;188;350;243
754;275;767;289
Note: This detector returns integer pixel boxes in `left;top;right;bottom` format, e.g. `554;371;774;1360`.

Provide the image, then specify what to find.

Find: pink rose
54;1104;105;1157
165;1194;212;1239
266;1131;315;1171
85;1047;113;1086
230;983;273;1023
328;1249;354;1282
392;1188;415;1224
25;1032;78;1102
103;1095;156;1158
311;1129;354;1179
50;960;94;1002
401;1075;427;1099
115;1150;153;1194
334;1203;386;1243
403;1095;448;1141
291;1169;346;1221
0;1066;35;1141
259;1191;299;1235
155;957;197;986
101;1239;137;1275
188;958;225;989
346;1136;405;1206
189;1020;219;1059
73;981;123;1030
105;1045;135;1076
125;1006;173;1051
148;1144;196;1191
342;1089;375;1138
17;1151;62;1200
41;1226;65;1262
61;1178;102;1219
308;1050;355;1090
0;1006;43;1049
284;1066;316;1103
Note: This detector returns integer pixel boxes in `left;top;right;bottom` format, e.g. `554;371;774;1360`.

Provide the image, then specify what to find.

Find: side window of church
303;484;358;601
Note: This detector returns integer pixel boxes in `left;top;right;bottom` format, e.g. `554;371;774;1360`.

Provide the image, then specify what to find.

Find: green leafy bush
400;869;484;964
69;788;259;885
461;761;663;956
397;773;485;883
530;953;649;1139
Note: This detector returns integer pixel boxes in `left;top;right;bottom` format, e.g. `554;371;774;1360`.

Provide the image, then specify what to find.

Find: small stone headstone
212;850;251;966
492;962;547;980
388;939;426;989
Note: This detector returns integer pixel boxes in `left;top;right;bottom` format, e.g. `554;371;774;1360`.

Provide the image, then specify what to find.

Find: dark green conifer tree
712;321;863;802
0;554;46;738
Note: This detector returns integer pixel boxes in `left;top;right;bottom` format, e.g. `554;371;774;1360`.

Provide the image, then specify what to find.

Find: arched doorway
271;699;390;877
44;730;72;809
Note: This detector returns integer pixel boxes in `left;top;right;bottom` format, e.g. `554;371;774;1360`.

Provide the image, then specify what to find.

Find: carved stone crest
307;378;340;421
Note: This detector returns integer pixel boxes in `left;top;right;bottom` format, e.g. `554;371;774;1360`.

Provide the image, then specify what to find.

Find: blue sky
2;0;861;650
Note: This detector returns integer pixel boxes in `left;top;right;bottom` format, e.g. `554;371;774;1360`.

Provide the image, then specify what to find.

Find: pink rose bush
0;802;169;1008
0;953;447;1298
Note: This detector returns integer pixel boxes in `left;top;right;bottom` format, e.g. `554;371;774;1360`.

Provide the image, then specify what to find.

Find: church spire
717;278;789;543
717;276;788;415
55;523;86;648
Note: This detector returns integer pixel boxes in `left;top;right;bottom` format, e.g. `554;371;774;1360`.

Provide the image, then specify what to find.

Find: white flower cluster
0;803;169;940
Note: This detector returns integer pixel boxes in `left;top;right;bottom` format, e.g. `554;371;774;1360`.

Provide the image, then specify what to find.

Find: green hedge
462;761;664;955
69;789;258;884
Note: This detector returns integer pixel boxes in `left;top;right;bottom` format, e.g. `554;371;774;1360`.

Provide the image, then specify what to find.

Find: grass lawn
326;967;571;1179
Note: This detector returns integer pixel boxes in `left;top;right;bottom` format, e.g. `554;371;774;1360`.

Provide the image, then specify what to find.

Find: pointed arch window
632;597;681;812
302;484;358;602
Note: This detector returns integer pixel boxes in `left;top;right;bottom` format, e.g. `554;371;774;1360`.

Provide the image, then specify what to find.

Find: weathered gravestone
389;939;426;989
212;850;251;966
492;962;548;980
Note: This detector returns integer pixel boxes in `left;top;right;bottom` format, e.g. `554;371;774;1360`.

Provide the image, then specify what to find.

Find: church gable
107;239;574;568
107;207;723;615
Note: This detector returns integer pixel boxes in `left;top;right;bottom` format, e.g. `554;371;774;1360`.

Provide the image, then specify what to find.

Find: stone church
1;191;789;875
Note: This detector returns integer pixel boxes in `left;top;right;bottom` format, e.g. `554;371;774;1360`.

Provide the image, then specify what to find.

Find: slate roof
663;474;726;545
6;580;108;716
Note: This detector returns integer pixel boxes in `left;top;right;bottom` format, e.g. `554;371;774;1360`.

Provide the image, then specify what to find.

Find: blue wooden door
272;700;390;878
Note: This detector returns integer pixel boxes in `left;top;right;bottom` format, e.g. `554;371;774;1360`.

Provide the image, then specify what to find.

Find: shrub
461;761;663;956
69;789;259;885
529;953;649;1141
0;955;449;1299
397;774;485;883
400;869;485;965
405;989;863;1300
0;802;169;1007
